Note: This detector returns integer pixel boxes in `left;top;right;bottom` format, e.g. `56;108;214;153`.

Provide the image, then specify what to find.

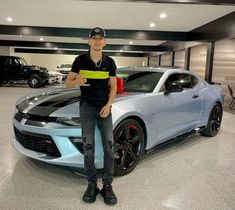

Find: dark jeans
80;101;114;185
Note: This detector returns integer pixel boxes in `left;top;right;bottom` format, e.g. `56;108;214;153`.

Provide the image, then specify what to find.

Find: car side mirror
164;83;183;95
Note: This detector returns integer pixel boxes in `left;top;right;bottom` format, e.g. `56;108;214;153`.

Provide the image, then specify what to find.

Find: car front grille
15;111;57;122
14;111;24;122
14;127;61;157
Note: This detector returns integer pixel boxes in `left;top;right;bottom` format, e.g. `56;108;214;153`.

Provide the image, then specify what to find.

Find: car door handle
192;95;199;98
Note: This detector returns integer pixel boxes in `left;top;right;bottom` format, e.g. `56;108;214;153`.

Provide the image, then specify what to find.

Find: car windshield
19;57;28;65
60;64;72;68
117;70;163;93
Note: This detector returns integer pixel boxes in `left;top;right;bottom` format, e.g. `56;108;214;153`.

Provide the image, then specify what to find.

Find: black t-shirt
71;53;116;106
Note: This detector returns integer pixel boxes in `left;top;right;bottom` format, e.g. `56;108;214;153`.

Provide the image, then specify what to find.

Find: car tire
200;103;223;137
113;118;145;176
28;74;43;88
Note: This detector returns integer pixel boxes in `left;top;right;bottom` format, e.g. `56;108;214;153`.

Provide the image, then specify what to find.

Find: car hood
16;88;145;117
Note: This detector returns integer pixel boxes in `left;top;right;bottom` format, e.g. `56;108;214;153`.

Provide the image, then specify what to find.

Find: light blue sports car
12;67;224;176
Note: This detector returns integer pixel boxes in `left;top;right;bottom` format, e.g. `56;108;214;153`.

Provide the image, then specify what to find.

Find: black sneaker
83;182;100;203
100;184;117;205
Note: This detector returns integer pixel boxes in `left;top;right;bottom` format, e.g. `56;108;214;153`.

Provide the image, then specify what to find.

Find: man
65;27;117;205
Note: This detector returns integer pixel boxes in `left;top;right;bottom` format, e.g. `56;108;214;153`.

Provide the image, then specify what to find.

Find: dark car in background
0;56;49;88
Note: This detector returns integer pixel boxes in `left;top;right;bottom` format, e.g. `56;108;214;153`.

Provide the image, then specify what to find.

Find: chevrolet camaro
12;67;224;176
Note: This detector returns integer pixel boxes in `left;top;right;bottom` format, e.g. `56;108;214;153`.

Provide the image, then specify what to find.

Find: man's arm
106;76;117;107
99;76;117;118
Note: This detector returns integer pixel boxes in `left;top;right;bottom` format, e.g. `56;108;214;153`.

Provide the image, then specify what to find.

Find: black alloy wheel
28;74;42;88
200;103;223;137
113;119;145;176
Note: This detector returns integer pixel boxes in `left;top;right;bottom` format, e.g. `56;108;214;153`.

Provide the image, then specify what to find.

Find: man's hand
65;72;90;88
99;105;111;118
75;75;90;86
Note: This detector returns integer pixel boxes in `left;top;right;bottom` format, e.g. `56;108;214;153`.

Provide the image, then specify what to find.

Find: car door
149;73;202;145
7;57;24;80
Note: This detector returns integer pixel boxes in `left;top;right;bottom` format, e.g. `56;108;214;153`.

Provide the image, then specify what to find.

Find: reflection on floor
0;86;234;210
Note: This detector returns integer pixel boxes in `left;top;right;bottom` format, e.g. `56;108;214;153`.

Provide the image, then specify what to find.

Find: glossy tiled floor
0;86;235;210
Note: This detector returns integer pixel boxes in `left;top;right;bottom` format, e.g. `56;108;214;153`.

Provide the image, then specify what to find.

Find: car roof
117;66;191;74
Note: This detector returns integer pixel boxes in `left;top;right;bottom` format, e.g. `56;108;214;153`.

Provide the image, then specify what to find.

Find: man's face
88;35;106;51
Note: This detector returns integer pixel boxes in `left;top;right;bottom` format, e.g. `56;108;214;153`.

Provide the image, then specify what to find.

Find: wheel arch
208;99;223;121
215;100;223;110
200;100;223;137
114;115;148;151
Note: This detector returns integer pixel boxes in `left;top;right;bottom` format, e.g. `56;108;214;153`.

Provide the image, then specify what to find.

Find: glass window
162;73;198;91
18;57;28;65
60;64;72;68
116;70;163;93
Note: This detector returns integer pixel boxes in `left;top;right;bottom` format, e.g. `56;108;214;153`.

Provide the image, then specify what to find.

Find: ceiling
0;0;235;56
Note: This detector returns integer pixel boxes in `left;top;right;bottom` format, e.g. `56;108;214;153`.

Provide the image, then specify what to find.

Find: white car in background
57;64;72;80
48;71;64;84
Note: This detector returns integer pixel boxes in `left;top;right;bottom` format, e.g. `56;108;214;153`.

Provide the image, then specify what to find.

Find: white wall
189;44;207;79
174;50;185;69
149;56;158;67
10;49;147;71
213;39;235;106
112;56;148;68
161;53;171;66
0;46;10;55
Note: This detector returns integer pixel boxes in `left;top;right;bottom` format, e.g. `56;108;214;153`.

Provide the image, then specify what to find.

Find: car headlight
56;117;81;126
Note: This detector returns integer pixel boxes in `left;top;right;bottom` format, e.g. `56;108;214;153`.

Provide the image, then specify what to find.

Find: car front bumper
12;118;104;169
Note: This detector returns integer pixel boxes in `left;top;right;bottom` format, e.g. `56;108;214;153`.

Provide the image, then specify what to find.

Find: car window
60;64;72;68
19;57;28;65
161;73;198;91
191;75;198;86
117;71;163;93
14;58;21;66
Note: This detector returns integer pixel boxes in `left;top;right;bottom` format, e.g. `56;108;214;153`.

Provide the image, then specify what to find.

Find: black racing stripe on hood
27;92;80;116
38;92;80;107
27;106;60;116
16;92;62;112
17;90;80;113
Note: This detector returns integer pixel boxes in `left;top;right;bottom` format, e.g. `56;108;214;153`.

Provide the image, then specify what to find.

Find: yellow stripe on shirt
79;70;109;79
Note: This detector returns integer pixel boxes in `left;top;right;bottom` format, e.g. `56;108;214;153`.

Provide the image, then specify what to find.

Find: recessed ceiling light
40;37;44;41
160;13;167;19
129;41;133;45
120;49;123;52
19;35;23;38
149;22;156;28
54;47;58;50
6;17;13;22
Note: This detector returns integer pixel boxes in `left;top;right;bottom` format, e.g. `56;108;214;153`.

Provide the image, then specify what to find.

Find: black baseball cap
89;27;106;38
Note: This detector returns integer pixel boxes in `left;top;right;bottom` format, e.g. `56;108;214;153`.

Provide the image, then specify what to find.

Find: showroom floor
0;86;234;210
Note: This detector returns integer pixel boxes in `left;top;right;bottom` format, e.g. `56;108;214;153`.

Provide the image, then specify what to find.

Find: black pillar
171;51;175;67
147;57;150;66
205;41;215;82
158;54;161;66
184;47;191;70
